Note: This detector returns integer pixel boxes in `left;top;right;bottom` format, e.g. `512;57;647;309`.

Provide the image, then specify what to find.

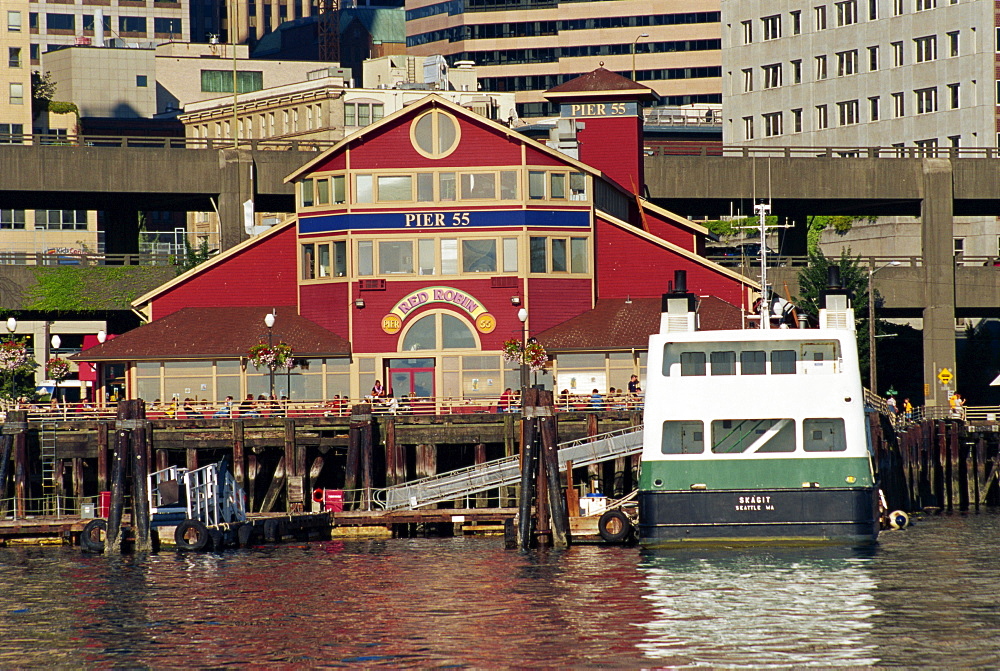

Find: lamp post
518;307;528;409
50;334;61;405
868;260;901;394
96;329;107;405
5;317;16;404
631;33;649;83
264;311;276;398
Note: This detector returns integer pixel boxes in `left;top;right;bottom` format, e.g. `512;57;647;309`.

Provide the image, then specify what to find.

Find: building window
462;239;497;273
46;14;74;31
836;0;857;25
837;99;859;125
837;50;858;75
35;210;87;230
742;68;753;92
743;116;754;140
814;5;828;29
791;60;802;83
868;46;879;71
9;82;23;105
915;0;935;9
0;123;24;144
953;238;964;255
742;20;753;44
869;96;880;120
29;44;39;62
118;16;147;34
791;10;801;34
411;109;460;158
345;102;384;127
816;104;829;129
893;0;904;13
136;75;147;87
8;47;20;68
7;11;21;31
201;70;263;94
891;41;903;66
948;83;959;109
0;209;25;229
762;15;781;40
915;87;937;114
868;0;878;19
915;35;937;62
763;112;783;137
892;92;905;117
948;135;960;147
949;31;959;57
153;17;182;35
792;108;803;132
763;64;782;89
379;240;414;274
815;55;828;80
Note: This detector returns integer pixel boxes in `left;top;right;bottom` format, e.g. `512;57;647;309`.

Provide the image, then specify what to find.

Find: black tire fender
80;519;108;553
174;519;210;551
208;528;224;551
237;523;255;548
598;509;633;544
263;518;283;543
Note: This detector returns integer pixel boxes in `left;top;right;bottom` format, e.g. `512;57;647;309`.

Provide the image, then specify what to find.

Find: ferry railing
0;493;132;520
373;424;643;510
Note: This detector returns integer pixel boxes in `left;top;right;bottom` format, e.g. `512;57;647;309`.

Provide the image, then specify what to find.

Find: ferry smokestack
827;266;842;290
673;270;687;294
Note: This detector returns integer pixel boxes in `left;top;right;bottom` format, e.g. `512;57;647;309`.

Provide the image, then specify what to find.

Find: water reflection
636;547;880;666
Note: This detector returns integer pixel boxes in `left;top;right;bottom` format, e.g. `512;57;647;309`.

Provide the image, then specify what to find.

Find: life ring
80;519;108;553
598;509;633;544
174;519;211;551
889;510;910;530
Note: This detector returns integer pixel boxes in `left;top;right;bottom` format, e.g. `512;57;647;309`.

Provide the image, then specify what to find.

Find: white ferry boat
637;269;880;546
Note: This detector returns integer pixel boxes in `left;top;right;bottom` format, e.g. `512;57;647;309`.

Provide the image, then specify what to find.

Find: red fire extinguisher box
324;489;344;513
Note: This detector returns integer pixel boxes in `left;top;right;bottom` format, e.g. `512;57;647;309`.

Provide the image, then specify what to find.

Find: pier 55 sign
381;286;495;335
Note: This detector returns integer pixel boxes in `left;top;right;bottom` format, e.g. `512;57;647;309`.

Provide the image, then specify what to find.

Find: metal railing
0;251;181;267
645;145;1000;159
705;254;924;269
3;133;338;151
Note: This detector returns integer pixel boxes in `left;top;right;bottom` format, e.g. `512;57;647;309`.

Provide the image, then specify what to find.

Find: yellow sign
381;314;402;334
475;313;496;334
937;368;953;384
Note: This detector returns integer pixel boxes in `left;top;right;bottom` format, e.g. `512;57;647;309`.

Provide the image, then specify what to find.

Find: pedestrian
498;387;513;413
903;397;913;422
589;388;604;410
371;379;384;398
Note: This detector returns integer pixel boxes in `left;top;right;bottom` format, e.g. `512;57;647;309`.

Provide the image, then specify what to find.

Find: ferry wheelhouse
637;272;880;545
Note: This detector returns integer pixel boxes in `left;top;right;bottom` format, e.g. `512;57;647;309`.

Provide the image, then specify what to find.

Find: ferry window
300;179;314;207
551;238;567;271
439;173;456;201
741;350;766;375
380;241;413;274
803;418;847;451
529;237;547;272
441;238;459;274
500;171;518;200
712;419;796;453
358;241;373;275
771;350;797;374
461;172;496;199
570;238;587;273
417;173;434;202
502;238;518;272
662;420;704;454
550;173;567;199
570;172;587;200
462;239;497;272
301;243;315;279
333;240;347;276
680;352;706;376
418;238;436;275
316;243;331;278
332;175;346;204
315;178;329;205
377;175;412;202
529;171;546;199
356;174;373;203
710;351;736;375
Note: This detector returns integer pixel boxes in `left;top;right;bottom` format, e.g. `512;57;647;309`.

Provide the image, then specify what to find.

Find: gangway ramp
376;425;644;511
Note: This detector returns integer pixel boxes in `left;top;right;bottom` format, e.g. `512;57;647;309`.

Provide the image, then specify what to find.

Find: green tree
30;71;56;120
180;237;214;274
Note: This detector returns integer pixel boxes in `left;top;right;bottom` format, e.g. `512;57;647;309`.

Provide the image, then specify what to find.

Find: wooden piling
973;435;983;511
284;419;303;512
517;390;538;551
130;399;153;552
345;404;367;510
231;419;245;490
586;413;599;494
538;390;569;548
106;402;131;554
360;412;373;511
96;420;109;495
71;458;83;510
0;411;25;517
473;442;486;508
13;411;28;519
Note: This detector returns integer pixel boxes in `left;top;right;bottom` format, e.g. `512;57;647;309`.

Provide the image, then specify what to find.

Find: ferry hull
638;487;879;546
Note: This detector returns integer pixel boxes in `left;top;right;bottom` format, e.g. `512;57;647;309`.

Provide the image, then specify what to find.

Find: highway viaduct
4;142;1000;405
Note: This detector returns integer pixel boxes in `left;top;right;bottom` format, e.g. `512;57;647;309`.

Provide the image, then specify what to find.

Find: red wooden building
79;69;754;405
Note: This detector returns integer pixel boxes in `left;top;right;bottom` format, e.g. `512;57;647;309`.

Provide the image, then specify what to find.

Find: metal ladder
39;422;58;500
374;425;645;510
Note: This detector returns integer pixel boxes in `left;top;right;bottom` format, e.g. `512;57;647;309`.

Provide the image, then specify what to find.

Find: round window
410;109;460;158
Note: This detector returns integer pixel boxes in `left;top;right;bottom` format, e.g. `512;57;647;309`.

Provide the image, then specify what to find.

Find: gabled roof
641;199;709;236
72;306;350;361
130;216;296;312
534;295;744;350
284;93;608;184
544;68;659;102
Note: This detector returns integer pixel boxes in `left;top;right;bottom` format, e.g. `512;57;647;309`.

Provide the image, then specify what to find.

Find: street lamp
264;311;276;398
868;260;901;394
631;33;649;83
96;329;107;405
50;334;61;405
518;307;528;408
5;318;15;404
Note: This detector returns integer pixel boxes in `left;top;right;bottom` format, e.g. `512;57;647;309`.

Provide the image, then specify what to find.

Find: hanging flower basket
46;357;71;381
0;340;31;374
501;338;548;372
247;341;295;370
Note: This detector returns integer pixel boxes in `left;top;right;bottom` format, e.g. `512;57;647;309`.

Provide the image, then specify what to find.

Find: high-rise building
1;2;32;144
404;0;722;117
721;0;993;150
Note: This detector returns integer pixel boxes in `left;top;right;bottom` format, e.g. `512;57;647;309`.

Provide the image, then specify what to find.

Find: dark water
2;512;1000;668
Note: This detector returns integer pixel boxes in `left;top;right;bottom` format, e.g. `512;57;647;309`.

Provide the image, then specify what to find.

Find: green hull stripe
639;456;874;490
